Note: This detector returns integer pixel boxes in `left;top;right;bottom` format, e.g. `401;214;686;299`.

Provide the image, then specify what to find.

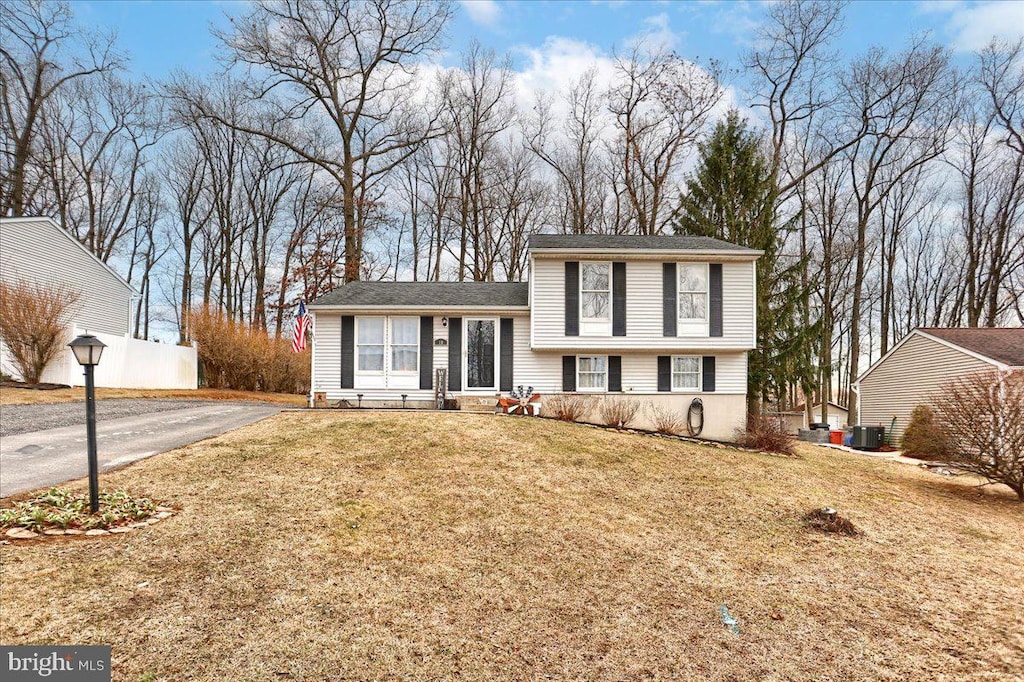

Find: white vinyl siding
0;218;133;336
312;311;748;398
530;257;755;350
859;333;998;442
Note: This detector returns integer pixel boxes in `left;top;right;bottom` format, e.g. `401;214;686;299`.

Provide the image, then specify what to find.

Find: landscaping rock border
1;506;176;544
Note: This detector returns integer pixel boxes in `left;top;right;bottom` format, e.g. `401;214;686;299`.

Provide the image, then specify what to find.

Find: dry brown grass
1;412;1021;681
0;386;307;406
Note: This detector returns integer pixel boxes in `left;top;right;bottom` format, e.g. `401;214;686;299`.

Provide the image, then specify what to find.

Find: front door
465;318;496;390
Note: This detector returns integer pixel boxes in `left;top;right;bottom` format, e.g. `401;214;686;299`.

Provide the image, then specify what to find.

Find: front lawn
1;412;1020;680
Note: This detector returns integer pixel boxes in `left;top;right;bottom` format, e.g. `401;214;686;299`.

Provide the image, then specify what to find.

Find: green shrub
901;405;954;461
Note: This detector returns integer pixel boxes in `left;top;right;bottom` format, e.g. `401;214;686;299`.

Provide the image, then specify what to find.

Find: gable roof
917;327;1024;367
857;327;1024;384
0;216;135;294
311;281;529;308
528;234;761;255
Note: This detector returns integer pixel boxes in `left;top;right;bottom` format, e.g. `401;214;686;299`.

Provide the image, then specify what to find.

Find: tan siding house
857;328;1024;443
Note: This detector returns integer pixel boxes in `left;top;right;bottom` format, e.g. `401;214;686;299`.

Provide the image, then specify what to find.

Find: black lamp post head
69;334;106;367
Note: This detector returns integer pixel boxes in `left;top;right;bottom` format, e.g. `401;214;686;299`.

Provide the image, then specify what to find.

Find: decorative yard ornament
500;385;541;415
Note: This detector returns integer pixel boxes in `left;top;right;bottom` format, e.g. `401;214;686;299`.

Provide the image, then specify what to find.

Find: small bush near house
598;398;641;429
933;370;1024;501
544;394;593;422
0;279;81;384
901;405;954;461
646;402;686;435
737;412;797;456
189;308;310;394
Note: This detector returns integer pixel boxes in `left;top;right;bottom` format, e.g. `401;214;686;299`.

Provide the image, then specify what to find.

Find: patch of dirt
802;507;863;536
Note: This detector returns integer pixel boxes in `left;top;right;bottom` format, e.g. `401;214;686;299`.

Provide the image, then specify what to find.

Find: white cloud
933;1;1024;52
460;0;502;28
627;13;684;54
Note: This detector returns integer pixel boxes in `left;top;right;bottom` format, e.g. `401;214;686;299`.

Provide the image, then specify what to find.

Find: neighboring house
309;234;762;441
0;216;197;389
0;216;134;335
857;327;1024;443
781;401;849;433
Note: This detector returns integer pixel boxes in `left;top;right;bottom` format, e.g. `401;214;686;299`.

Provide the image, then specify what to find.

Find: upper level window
356;317;385;372
672;356;701;390
390;317;419;373
577;356;608;391
678;264;707;321
581;262;610;321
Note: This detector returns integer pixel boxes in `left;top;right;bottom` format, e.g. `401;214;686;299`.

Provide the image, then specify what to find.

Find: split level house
309;235;762;441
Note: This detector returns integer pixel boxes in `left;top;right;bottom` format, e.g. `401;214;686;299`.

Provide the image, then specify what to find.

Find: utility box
851;425;885;450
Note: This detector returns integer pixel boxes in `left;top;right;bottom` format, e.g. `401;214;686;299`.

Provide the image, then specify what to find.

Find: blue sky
75;0;1024;83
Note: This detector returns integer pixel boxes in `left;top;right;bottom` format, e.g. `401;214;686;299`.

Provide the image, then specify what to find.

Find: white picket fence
21;328;199;389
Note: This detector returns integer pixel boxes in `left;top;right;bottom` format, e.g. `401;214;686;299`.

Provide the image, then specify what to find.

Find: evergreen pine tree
675;110;817;414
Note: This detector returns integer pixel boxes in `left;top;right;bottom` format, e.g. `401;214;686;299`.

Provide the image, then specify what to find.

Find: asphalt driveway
0;401;282;497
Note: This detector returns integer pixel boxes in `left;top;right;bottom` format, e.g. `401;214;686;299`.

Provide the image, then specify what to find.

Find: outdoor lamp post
69;334;106;513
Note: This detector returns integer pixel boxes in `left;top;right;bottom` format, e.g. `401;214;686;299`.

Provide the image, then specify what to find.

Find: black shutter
340;316;354;389
562;356;576;392
565;261;580;336
612;261;626;336
500;318;514;392
663;263;677;337
702;356;716;392
657;356;671;392
608;355;622;392
709;263;723;337
419;316;433;390
448;317;462;392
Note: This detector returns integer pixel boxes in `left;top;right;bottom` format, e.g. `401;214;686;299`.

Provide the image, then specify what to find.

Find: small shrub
736;412;797;456
0;279;81;384
933;370;1024;501
598;398;641;429
544;394;593;422
646;402;686;435
901;405;954;461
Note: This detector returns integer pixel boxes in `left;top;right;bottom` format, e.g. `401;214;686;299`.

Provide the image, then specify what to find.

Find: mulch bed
802;507;863;537
1;380;71;391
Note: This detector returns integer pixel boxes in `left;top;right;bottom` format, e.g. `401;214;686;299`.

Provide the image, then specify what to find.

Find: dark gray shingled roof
920;327;1024;367
311;281;529;307
528;234;760;253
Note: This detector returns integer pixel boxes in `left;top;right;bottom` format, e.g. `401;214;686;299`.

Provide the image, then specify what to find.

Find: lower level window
577;356;607;391
672;356;700;390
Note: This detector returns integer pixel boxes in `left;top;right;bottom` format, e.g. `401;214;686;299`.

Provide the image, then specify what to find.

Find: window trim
677;262;709;324
580;261;611;322
671;355;701;391
388;316;420;376
576;355;608;392
354;316;386;376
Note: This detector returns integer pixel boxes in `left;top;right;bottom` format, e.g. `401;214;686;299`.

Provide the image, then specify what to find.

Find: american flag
292;301;311;353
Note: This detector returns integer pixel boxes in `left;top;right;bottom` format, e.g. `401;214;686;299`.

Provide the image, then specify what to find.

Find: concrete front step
458;395;498;413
